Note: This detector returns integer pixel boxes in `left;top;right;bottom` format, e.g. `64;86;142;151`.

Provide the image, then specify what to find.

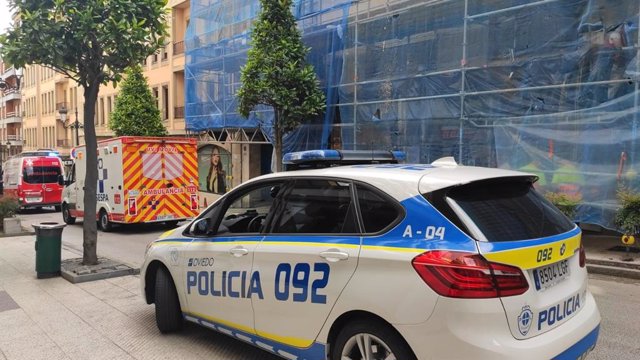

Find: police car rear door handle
319;250;349;262
229;247;249;257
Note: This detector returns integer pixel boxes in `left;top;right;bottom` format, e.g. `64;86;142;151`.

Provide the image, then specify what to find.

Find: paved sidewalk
0;235;278;360
0;231;637;360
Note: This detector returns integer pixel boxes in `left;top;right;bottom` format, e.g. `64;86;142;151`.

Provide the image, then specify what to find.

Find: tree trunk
82;82;100;265
274;110;283;172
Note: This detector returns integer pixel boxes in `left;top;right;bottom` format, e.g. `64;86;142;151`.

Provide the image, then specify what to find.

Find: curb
61;257;140;284
587;263;640;280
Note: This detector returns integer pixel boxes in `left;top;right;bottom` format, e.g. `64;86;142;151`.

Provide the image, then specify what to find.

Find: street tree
237;0;325;172
0;0;167;265
109;66;167;136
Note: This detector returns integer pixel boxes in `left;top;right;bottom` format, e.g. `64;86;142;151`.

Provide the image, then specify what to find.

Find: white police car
141;150;600;360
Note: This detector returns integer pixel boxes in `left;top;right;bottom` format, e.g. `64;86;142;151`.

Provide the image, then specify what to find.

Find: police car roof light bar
283;149;406;170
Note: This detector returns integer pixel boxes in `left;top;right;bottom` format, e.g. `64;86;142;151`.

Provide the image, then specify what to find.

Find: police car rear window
437;178;574;242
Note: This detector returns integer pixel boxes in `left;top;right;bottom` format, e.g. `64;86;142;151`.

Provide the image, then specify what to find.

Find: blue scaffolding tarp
186;0;640;229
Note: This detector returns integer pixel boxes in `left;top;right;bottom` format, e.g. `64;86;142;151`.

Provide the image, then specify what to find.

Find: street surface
16;209;640;360
588;274;640;360
18;207;175;268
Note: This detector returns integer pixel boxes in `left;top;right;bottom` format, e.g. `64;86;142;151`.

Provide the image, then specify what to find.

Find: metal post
459;0;469;164
74;107;79;146
633;10;640;165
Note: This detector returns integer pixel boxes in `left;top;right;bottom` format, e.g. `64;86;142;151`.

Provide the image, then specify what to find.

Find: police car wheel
154;267;183;333
62;204;76;225
332;319;416;360
99;210;112;232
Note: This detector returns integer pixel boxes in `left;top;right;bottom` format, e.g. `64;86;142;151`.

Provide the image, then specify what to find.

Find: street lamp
70;108;82;146
58;106;82;147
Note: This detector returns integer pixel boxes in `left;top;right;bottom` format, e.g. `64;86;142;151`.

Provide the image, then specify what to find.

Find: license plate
157;214;175;221
533;259;570;291
26;197;43;203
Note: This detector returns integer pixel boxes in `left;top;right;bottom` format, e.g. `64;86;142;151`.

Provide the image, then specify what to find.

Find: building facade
16;0;191;158
185;0;640;229
0;61;23;161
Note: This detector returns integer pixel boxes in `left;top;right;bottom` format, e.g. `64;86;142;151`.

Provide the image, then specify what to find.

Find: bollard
32;222;66;279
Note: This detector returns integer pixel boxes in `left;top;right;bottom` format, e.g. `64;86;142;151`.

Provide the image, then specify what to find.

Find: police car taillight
412;251;529;298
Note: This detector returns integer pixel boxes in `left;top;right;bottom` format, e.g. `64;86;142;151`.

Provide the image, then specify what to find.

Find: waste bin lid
32;222;66;230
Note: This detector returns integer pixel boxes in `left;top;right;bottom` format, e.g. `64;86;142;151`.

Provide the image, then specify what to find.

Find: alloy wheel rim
341;333;395;360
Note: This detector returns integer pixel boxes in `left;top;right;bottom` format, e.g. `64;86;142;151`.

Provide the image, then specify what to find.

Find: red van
2;154;64;211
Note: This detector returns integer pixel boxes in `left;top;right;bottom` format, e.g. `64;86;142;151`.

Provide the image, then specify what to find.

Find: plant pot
3;217;22;235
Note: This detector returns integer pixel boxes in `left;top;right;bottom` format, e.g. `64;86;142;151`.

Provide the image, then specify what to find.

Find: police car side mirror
191;218;211;236
57;175;65;186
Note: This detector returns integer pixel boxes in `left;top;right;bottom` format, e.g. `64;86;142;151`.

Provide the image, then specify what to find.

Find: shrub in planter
615;187;640;236
0;195;20;224
544;192;582;219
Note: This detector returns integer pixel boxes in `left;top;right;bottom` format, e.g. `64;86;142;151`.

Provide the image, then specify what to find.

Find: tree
0;0;167;265
237;0;326;172
109;66;167;136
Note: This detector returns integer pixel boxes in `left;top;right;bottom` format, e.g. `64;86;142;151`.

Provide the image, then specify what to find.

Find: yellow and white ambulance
62;136;199;231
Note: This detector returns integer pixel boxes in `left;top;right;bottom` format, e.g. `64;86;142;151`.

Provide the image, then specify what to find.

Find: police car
141;150;600;360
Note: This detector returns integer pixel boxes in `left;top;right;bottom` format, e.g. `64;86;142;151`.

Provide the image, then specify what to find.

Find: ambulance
2;151;64;211
61;136;199;231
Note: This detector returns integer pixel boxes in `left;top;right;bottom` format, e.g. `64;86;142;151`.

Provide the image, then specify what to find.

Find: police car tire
99;210;112;232
154;267;183;333
62;204;76;225
331;319;416;360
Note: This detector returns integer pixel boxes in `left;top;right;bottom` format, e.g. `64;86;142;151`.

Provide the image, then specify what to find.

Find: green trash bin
32;222;66;279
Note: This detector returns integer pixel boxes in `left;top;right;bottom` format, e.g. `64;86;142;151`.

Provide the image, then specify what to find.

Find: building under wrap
185;0;640;229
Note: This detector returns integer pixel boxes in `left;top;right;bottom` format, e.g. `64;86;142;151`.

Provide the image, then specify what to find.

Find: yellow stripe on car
482;234;581;270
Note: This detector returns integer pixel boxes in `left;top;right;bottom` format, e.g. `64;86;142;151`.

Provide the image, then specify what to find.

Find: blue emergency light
283;149;406;170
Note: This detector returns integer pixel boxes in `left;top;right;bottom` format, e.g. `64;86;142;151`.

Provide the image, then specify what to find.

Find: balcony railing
57;139;71;147
174;106;185;119
173;40;185;56
2;88;21;101
7;134;24;146
1;66;17;81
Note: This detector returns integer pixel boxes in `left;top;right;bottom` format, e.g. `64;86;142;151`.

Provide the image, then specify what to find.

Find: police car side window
216;182;282;235
271;179;358;234
356;184;402;234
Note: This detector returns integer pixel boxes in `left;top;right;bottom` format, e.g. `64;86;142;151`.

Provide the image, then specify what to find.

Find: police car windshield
441;179;574;242
23;166;61;184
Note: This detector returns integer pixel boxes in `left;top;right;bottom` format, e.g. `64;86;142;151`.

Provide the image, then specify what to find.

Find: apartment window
152;51;158;64
162;44;169;61
107;97;112;124
153;87;159;109
99;97;104;125
162;85;169;120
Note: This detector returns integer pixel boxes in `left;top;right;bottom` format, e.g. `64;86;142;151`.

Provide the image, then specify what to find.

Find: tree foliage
0;0;167;264
237;0;325;171
109;66;167;136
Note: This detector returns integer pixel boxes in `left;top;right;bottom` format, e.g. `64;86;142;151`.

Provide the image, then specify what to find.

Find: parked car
141;150;600;360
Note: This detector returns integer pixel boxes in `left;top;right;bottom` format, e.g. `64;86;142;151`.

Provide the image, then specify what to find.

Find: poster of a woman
197;145;230;194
